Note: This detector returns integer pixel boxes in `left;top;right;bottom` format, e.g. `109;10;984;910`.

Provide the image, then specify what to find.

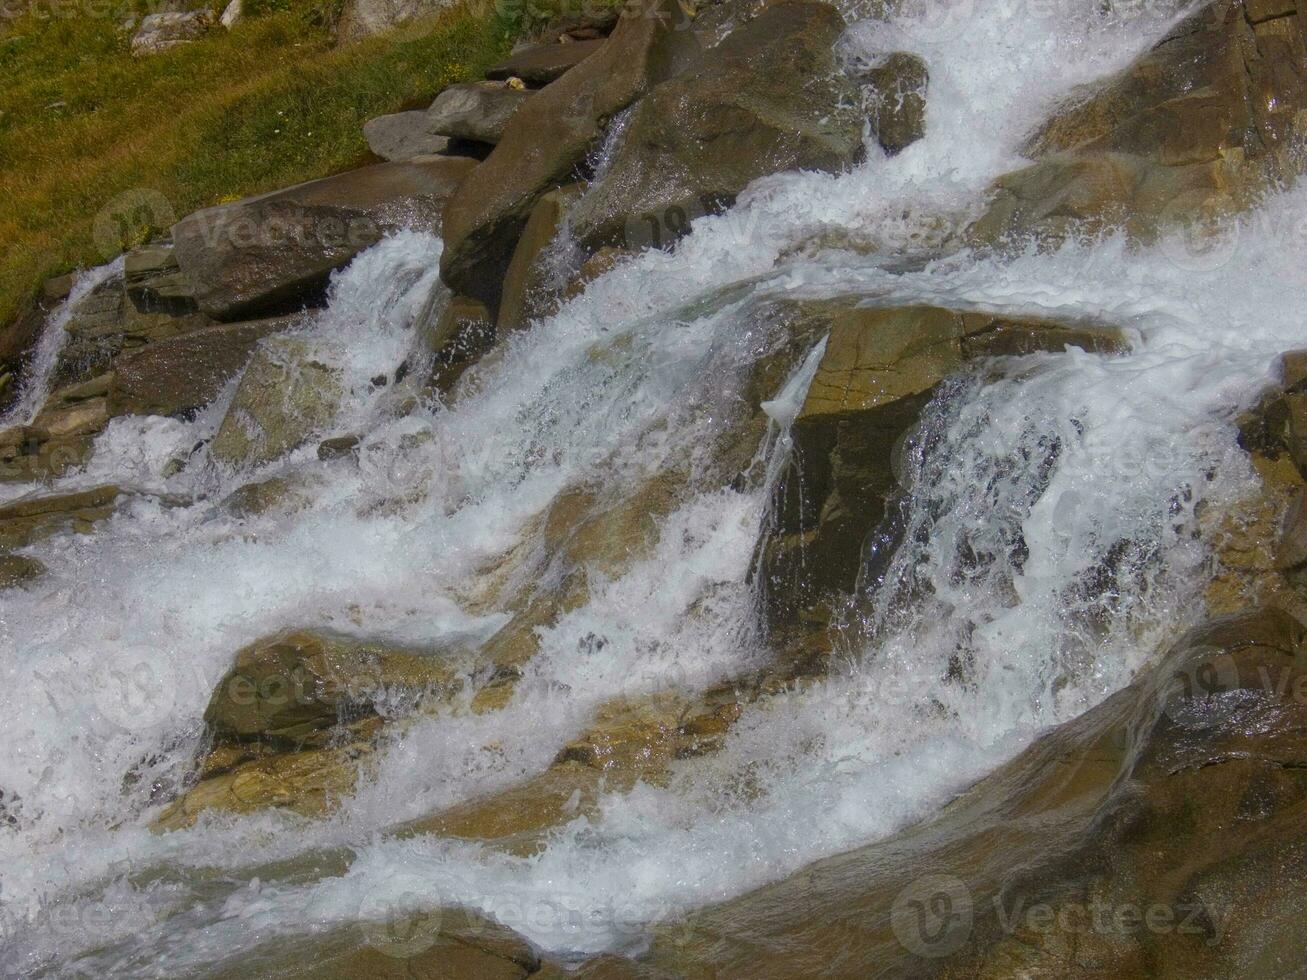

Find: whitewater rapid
3;0;1303;974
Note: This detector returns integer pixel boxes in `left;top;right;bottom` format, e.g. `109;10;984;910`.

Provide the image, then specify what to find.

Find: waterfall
2;0;1302;974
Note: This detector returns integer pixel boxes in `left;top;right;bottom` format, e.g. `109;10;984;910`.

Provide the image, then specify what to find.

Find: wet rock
0;553;46;588
362;111;450;162
0;485;122;548
55;274;212;388
158;629;470;828
971;0;1307;247
317;434;360;460
426;81;531;146
623;607;1307;979
108;315;298;418
130;10;211;55
210;336;342;467
1237;348;1307;477
439;0;699;308
859;51;928;156
496;184;583;333
568;1;863;253
214;908;541;979
758;302;1125;627
424;294;495;393
484;38;605;86
123;242;196;314
204;629;459;742
224;475;313;518
173;156;476;321
0;397;110;482
155;738;373;829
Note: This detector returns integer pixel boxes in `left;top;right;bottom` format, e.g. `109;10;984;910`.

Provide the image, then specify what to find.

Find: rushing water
2;0;1303;975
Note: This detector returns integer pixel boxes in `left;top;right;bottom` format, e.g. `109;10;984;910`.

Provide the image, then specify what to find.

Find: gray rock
172;156;476;321
426;81;531;145
336;0;452;43
568;2;863;252
362;111;450;162
130;10;212;55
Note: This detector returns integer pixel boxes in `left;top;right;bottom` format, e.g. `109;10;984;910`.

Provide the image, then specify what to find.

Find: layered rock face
970;0;1307;246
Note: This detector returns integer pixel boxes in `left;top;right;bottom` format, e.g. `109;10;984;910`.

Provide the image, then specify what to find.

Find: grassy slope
0;0;517;326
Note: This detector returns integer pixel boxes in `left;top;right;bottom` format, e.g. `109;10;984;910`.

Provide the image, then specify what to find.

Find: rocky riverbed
3;0;1307;976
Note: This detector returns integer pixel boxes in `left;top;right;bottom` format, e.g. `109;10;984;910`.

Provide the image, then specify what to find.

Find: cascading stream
3;0;1302;975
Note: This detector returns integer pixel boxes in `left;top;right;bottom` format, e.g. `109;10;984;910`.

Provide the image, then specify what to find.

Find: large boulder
567;1;863;252
209;335;342;467
758;302;1125;628
362;111;450;162
425;81;531;145
631;608;1307;979
107;315;299;418
970;0;1307;246
438;0;700;308
173;156;476;321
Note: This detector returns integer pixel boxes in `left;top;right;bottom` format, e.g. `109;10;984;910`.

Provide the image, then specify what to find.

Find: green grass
0;0;521;326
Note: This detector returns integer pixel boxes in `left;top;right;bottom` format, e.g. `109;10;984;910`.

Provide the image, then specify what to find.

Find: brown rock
0;552;46;588
108;316;298;418
860;51;928;156
759;302;1125;626
173;156;476;321
204;629;459;742
210;909;540;979
0;484;122;548
971;0;1307;247
425;294;496;393
496;184;583;333
209;336;342;467
629;607;1307;979
567;2;863;252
